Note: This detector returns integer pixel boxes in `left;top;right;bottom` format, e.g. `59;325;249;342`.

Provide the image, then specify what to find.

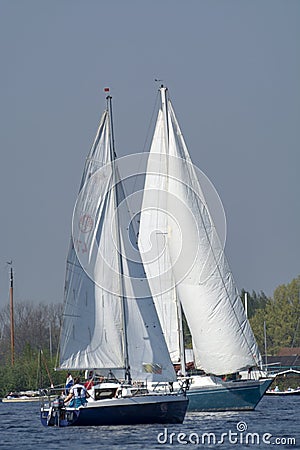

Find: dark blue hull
187;379;272;411
41;395;188;427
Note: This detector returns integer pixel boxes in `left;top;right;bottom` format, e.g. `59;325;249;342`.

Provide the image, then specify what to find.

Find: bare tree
0;301;63;363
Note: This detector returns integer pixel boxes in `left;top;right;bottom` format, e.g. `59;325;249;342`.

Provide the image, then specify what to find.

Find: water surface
0;396;299;449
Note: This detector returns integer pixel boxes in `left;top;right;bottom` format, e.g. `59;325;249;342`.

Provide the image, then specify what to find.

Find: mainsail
58;96;176;382
139;86;261;375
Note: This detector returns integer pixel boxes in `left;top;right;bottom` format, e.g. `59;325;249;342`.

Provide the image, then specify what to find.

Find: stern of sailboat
41;392;188;427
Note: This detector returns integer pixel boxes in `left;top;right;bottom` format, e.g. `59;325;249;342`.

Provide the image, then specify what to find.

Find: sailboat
138;85;272;411
40;91;188;427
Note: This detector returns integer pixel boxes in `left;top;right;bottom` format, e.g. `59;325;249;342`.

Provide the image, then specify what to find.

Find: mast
8;262;15;366
159;85;186;376
106;92;131;384
263;320;268;369
49;323;53;360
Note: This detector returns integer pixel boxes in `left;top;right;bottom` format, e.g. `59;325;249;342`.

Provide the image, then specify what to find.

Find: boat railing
149;381;173;393
39;387;64;409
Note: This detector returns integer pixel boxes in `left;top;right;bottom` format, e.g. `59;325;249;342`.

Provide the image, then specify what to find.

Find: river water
0;396;299;449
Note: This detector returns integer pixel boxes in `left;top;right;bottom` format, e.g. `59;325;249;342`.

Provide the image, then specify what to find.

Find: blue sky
0;0;299;304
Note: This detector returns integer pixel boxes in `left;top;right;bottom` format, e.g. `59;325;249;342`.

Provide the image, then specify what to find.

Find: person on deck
63;377;90;407
65;373;74;395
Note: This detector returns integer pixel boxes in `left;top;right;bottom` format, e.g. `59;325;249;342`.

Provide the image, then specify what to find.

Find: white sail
59;103;176;382
139;87;261;375
115;172;177;382
138;110;181;364
59;111;125;370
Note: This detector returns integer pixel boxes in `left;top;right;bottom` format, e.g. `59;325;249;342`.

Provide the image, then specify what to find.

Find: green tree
240;289;269;319
249;275;300;356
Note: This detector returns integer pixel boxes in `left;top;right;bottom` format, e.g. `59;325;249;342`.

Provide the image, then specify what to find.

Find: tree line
0;275;299;397
248;275;300;356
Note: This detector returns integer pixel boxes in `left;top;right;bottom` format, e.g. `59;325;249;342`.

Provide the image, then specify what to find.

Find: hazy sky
0;0;299;305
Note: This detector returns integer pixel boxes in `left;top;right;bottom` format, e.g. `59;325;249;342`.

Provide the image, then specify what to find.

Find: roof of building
277;347;300;357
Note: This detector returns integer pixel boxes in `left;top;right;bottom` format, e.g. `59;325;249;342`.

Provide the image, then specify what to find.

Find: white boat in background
2;390;42;403
266;368;300;396
40;90;188;427
139;85;272;411
266;387;300;396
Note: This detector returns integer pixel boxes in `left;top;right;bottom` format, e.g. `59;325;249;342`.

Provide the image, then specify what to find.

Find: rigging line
162;86;186;374
291;280;300;347
86;111;108;160
62;313;81;317
186;161;259;363
170;102;260;366
130;91;160;199
142;90;160;154
197;212;259;363
79;111;108;190
66;260;84;270
291;316;300;348
154;98;170;315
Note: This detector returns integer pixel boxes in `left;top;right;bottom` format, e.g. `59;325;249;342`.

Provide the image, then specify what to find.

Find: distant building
267;347;300;371
277;347;300;357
